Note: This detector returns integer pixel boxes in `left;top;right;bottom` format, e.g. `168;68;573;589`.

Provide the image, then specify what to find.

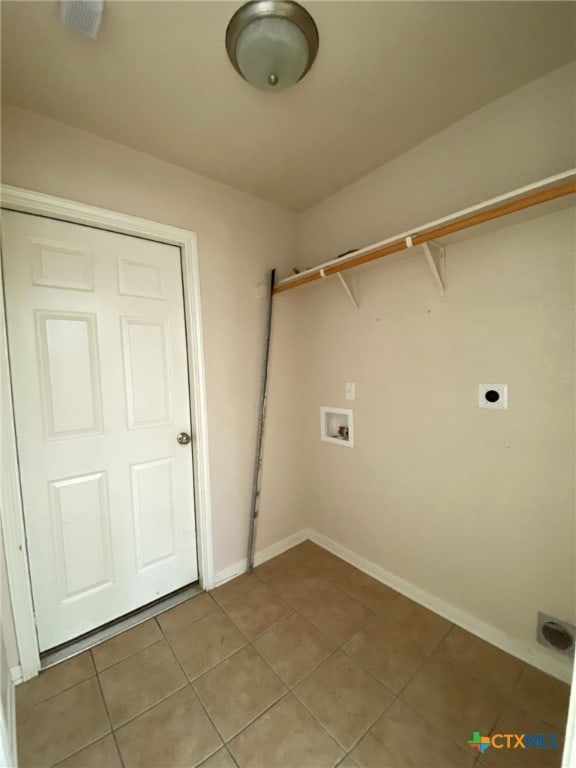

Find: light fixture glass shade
226;1;319;94
236;17;308;93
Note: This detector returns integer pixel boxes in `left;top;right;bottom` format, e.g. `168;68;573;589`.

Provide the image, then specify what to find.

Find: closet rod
274;178;576;295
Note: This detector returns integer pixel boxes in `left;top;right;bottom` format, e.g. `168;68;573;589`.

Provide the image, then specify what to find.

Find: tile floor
16;540;570;768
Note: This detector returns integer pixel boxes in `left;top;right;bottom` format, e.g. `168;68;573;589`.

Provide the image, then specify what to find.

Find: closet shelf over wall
274;170;576;300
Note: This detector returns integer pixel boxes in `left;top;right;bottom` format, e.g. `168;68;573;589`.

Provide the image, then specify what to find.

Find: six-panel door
2;211;198;650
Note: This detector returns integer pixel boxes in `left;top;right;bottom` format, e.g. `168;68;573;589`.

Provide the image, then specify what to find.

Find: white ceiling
2;1;575;211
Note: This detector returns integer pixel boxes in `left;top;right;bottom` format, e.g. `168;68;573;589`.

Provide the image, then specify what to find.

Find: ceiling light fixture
226;1;319;93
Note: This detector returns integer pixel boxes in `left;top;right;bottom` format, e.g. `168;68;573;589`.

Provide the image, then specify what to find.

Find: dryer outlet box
479;384;508;409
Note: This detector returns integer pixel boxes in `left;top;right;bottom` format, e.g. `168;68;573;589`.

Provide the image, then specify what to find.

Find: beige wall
288;61;576;671
298;62;576;267
0;105;300;591
257;289;309;553
291;209;575;670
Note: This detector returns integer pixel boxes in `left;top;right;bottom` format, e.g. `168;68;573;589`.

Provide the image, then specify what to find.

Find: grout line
94;636;170;675
156;603;235;640
185;714;225;766
216;588;298;644
95;631;191;732
435;625;528;698
342;605;431;655
40;583;204;671
249;626;334;691
346;695;397;753
289;643;396;754
176;638;250;686
110;731;126;768
507;659;528;698
299;591;380;645
223;689;293;746
391;644;435;700
15;669;99;715
287;545;537;756
257;568;333;611
338;640;417;698
176;612;340;755
221;743;241;768
108;680;189;733
148;645;226;766
210;570;266;607
91;620;166;674
334;584;453;650
392;650;506;757
93;669;126;768
46;734;116;768
252;685;345;758
42;675;115;768
118;588;566;759
394;695;480;760
34;545;568;768
156;606;221;642
428;650;515;703
225;608;295;644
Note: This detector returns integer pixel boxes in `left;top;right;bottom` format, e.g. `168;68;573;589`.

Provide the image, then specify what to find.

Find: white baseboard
212;526;572;683
562;662;576;767
213;529;310;587
9;666;22;686
308;529;573;684
212;561;246;588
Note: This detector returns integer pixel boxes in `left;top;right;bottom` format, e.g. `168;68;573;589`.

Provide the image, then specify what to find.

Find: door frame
0;184;214;680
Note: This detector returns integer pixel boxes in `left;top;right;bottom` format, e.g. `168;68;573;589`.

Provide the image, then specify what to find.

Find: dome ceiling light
226;1;319;93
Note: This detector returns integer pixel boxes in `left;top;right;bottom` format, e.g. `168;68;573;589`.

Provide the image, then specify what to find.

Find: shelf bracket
421;241;446;298
319;268;359;310
336;273;359;310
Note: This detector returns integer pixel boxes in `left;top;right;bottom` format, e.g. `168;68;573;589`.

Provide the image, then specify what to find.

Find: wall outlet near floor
537;612;575;657
479;384;508;409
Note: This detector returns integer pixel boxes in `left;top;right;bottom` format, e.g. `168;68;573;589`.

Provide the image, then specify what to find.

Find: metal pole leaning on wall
247;268;276;573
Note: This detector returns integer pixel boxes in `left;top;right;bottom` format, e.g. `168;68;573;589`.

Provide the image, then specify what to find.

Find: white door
2;211;198;651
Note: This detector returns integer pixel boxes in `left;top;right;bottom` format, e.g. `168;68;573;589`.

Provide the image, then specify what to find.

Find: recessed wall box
320;407;354;447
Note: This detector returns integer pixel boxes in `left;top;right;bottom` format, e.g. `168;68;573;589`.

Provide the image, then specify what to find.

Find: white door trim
0;703;14;768
0;185;214;680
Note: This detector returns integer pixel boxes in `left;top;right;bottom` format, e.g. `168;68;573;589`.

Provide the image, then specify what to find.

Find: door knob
177;432;191;445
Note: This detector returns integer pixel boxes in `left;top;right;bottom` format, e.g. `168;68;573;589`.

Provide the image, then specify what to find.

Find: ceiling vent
61;0;103;39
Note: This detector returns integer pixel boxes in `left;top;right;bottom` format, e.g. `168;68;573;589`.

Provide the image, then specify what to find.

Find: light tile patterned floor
16;540;570;768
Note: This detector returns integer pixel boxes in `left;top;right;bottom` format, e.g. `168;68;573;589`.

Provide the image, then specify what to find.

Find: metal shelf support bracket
319;268;359;310
421;241;446;298
336;273;359;310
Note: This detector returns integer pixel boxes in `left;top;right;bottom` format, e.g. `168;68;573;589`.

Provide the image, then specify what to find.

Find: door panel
2;211;198;650
118;258;163;299
122;317;172;428
31;237;94;291
49;471;113;601
36;311;103;439
131;457;176;570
